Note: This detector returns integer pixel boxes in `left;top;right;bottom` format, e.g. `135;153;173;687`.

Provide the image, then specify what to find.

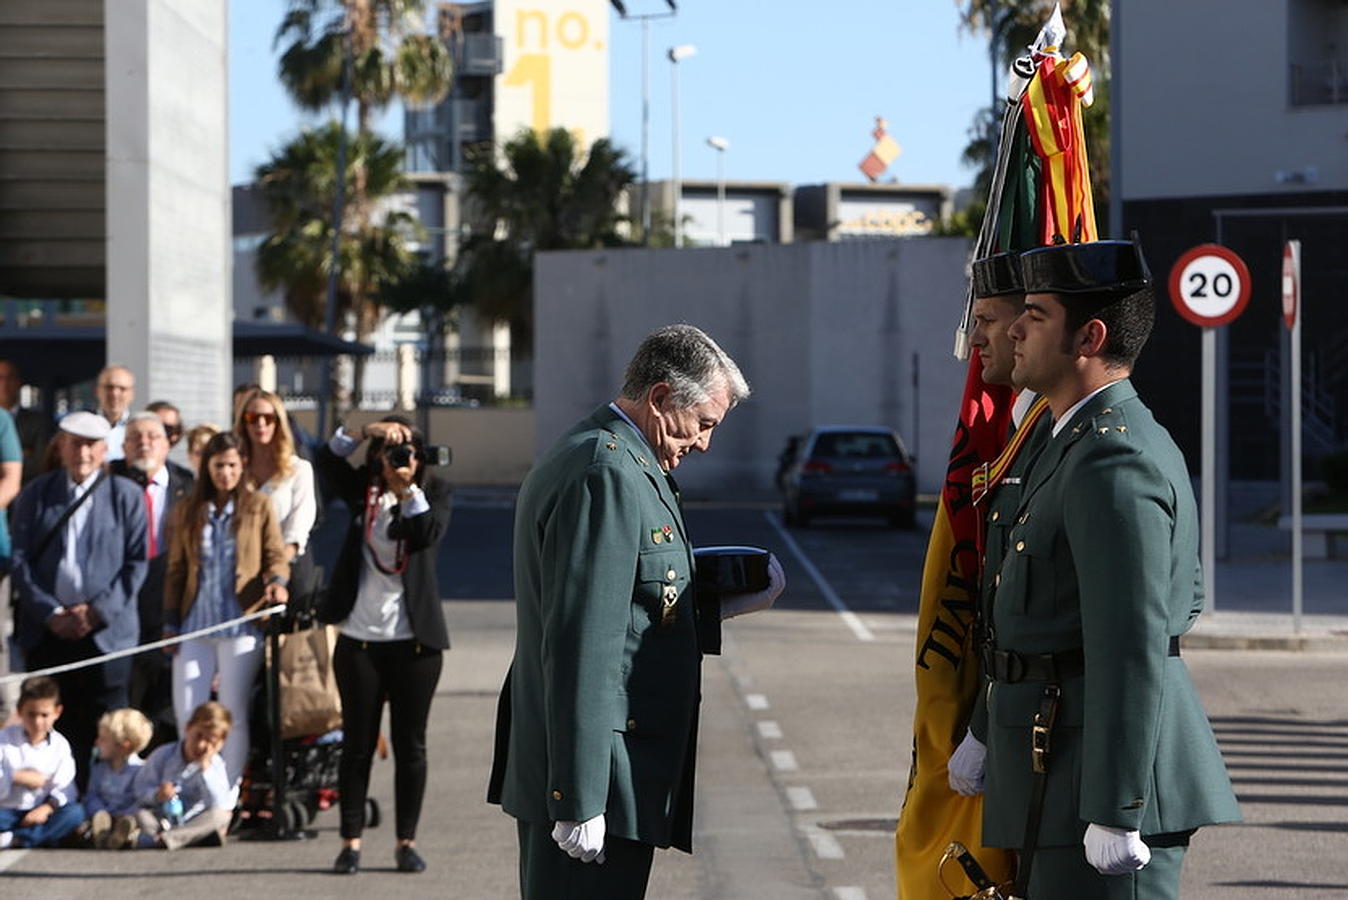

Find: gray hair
126;411;167;439
620;324;750;409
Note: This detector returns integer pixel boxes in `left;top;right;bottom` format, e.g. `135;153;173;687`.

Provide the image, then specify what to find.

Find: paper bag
278;625;343;739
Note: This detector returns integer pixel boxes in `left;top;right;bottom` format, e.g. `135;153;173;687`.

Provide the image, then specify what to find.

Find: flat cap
59;410;111;441
1020;240;1151;298
971;251;1022;298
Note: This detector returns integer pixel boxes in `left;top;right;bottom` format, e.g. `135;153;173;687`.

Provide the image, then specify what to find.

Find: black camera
385;443;417;468
385;442;452;468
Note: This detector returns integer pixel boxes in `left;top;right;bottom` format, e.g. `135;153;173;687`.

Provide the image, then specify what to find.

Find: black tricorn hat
971;251;1022;298
1020;240;1152;297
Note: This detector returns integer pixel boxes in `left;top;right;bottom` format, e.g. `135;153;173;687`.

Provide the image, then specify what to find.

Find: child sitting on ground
114;701;233;850
0;676;86;848
84;708;153;848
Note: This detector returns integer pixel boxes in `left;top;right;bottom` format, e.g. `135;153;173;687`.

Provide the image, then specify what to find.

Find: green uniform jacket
488;405;712;852
982;380;1240;849
970;409;1052;743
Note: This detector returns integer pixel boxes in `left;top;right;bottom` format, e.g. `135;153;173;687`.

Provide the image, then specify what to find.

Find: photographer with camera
315;415;453;876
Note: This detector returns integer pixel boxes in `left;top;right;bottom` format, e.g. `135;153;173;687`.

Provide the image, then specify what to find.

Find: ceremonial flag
893;5;1099;897
859;116;903;182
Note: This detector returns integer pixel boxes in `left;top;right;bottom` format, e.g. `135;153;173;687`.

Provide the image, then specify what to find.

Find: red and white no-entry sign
1282;240;1300;330
1168;243;1252;328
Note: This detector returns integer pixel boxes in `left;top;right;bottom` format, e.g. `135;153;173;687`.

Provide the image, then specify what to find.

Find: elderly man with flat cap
960;241;1239;899
9;411;148;788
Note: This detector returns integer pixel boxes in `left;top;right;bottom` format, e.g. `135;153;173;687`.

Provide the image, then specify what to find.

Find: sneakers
89;810;114;849
333;846;360;875
395;844;426;873
106;815;140;851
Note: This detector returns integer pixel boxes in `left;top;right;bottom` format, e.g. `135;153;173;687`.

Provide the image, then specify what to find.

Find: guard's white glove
946;730;986;796
552;814;606;863
720;554;786;620
1083;823;1151;875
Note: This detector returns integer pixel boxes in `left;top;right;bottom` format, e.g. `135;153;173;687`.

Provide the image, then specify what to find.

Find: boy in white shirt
0;676;86;848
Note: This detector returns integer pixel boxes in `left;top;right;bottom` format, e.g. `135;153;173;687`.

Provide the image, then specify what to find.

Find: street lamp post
667;43;696;248
706;135;729;246
610;2;677;244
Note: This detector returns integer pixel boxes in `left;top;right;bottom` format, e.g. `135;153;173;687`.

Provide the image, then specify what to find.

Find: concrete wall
1118;0;1348;200
534;239;973;498
105;0;231;428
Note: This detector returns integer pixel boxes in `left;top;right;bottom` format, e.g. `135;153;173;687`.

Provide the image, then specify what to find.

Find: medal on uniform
661;584;679;627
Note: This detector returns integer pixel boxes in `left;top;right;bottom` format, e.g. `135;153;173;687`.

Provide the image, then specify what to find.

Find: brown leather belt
984;636;1180;683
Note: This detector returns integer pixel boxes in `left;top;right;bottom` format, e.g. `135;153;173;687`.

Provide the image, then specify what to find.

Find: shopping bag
277;624;343;739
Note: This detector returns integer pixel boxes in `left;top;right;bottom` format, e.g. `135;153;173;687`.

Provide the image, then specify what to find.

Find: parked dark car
780;426;916;528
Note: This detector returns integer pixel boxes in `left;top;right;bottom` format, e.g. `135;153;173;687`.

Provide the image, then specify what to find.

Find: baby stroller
236;599;381;839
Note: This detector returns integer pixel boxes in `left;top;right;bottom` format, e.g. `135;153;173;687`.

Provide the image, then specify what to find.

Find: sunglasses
164;424;183;438
243;412;278;426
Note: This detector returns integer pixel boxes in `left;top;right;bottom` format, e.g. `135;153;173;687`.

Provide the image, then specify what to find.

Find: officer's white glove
1083;823;1151;875
721;554;786;620
946;729;986;796
552;814;606;864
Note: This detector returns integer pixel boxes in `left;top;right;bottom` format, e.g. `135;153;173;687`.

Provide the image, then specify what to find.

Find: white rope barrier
0;604;290;686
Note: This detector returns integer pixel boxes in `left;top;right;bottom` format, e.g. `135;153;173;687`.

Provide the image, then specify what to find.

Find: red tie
144;485;158;559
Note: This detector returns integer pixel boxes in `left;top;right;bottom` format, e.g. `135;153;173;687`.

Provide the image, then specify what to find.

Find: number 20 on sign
1168;243;1252;328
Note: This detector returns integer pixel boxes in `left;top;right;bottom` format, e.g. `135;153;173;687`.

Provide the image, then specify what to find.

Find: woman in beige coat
163;432;288;797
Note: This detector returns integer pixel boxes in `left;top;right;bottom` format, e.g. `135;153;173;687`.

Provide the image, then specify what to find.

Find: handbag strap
31;470;107;563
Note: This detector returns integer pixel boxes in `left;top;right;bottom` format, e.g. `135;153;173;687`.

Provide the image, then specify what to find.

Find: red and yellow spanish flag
894;355;1015;898
893;15;1100;900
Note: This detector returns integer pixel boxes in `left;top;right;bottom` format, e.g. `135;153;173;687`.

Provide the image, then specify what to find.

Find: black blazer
111;459;195;646
314;445;452;650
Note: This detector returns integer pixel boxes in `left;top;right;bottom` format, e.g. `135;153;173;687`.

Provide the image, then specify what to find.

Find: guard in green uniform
488;324;778;899
949;251;1054;801
978;241;1240;898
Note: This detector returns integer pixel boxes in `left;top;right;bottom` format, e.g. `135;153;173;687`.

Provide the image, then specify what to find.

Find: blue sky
229;1;994;190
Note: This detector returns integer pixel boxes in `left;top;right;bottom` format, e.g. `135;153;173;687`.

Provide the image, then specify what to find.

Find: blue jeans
0;802;88;847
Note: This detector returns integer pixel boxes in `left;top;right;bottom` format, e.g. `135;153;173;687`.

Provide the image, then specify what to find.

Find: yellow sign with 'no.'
495;1;609;147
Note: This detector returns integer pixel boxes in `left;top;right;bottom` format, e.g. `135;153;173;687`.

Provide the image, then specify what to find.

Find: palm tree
954;0;1111;226
272;0;453;338
254;123;419;338
456;127;636;348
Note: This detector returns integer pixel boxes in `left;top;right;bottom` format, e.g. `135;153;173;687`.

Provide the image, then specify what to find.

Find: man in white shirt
94;365;135;462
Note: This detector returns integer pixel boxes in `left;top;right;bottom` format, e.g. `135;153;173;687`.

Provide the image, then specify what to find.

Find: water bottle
159;794;184;831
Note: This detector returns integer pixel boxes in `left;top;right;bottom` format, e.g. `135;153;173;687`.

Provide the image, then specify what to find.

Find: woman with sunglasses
163;432;289;796
315;415;451;876
234;389;318;605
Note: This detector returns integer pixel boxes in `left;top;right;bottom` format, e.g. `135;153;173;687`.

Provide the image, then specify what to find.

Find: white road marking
764;511;876;642
757;720;783;739
804;826;846;860
833;888;868;900
745;693;770;711
786;785;817;810
770;749;799;772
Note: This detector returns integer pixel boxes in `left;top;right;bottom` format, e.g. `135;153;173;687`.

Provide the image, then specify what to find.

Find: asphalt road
2;499;1345;898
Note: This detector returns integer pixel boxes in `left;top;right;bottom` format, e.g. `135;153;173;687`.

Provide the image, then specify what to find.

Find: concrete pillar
492;321;511;398
396;344;417;411
105;1;231;428
254;355;277;393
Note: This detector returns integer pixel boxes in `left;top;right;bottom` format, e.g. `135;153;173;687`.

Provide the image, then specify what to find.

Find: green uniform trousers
516;819;655;900
1025;843;1186;900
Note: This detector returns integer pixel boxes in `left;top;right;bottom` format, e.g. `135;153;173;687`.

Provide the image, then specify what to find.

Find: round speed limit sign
1168;244;1251;328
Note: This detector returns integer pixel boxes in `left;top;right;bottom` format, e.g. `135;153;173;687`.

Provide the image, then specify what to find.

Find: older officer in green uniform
948;250;1054;798
489;324;780;899
956;241;1240;898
